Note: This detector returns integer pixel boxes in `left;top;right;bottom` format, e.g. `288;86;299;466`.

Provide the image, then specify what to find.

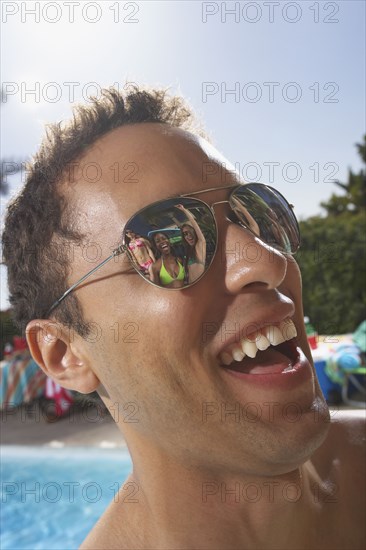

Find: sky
1;0;365;309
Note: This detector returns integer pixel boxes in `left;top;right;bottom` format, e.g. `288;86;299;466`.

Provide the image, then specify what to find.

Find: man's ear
26;319;100;394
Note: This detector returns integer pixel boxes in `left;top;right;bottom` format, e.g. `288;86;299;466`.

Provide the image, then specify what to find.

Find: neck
119;439;321;550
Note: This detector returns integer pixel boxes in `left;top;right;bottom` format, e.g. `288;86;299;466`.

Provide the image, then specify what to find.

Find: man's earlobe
26;319;100;394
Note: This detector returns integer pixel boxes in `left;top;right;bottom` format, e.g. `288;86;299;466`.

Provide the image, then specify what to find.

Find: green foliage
297;213;366;334
297;136;366;334
320;135;366;216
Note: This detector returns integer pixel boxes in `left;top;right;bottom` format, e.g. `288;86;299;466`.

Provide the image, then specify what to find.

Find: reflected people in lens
126;230;156;279
150;232;185;288
176;204;207;284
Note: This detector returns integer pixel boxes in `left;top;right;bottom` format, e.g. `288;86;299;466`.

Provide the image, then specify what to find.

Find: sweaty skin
26;124;365;550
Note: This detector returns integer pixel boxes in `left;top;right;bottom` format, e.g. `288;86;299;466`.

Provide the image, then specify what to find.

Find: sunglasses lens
124;198;217;288
231;184;300;253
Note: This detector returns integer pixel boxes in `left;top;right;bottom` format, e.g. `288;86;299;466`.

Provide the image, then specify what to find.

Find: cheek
86;292;209;426
136;293;206;352
84;284;206;374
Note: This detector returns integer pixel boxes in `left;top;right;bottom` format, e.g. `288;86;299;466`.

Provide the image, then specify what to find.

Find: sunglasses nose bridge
207;199;232;225
209;199;230;210
209;198;242;230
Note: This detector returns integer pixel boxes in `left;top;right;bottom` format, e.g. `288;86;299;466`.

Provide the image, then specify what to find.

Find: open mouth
218;319;301;376
220;339;299;375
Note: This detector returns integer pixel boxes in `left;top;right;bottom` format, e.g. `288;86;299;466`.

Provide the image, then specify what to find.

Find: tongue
224;346;294;375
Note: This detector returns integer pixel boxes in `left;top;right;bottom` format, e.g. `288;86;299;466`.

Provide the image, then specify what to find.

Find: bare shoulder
328;409;366;449
315;409;365;503
310;409;365;548
79;510;121;549
80;503;136;550
318;409;366;473
80;478;141;550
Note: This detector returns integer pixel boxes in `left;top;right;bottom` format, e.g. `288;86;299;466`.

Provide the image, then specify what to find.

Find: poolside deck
1;401;126;447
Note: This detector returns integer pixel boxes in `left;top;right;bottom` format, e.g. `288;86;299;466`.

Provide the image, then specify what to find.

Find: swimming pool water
1;446;132;550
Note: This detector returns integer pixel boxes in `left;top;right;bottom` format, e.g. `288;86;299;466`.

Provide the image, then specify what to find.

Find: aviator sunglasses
47;183;300;315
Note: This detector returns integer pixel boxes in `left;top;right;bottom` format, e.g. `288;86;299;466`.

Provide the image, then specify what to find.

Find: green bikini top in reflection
159;258;185;285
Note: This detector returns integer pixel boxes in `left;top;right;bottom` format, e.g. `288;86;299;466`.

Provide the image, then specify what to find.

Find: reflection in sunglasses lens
124;198;217;288
124;185;299;289
231;184;300;253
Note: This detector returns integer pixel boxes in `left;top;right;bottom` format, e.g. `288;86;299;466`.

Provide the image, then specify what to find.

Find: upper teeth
218;318;297;366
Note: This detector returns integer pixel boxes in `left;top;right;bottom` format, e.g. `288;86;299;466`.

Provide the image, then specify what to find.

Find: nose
221;221;288;295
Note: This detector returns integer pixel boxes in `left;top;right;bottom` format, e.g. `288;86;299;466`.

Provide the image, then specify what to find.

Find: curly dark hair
2;86;204;336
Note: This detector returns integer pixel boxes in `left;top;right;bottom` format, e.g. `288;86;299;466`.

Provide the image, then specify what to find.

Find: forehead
75;123;234;191
63;123;237;244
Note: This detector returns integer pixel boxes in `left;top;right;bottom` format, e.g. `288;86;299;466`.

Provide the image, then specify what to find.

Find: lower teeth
282;365;294;373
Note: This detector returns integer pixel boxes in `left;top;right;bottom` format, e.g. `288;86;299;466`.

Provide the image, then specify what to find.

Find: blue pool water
1;446;132;550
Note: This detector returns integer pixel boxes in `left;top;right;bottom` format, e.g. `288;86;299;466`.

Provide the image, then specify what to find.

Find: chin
265;395;330;469
196;392;331;477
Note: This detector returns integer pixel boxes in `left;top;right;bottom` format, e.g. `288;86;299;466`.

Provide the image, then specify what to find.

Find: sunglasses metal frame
46;183;300;316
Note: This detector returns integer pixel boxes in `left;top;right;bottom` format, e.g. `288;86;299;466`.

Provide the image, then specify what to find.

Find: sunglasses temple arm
46;247;124;316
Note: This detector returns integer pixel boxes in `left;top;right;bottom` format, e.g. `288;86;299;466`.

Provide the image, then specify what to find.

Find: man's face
65;123;329;476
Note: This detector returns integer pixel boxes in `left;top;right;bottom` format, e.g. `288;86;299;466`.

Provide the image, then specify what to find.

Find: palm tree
320;135;366;216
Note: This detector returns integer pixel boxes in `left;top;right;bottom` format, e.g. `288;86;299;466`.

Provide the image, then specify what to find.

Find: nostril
242;282;269;292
